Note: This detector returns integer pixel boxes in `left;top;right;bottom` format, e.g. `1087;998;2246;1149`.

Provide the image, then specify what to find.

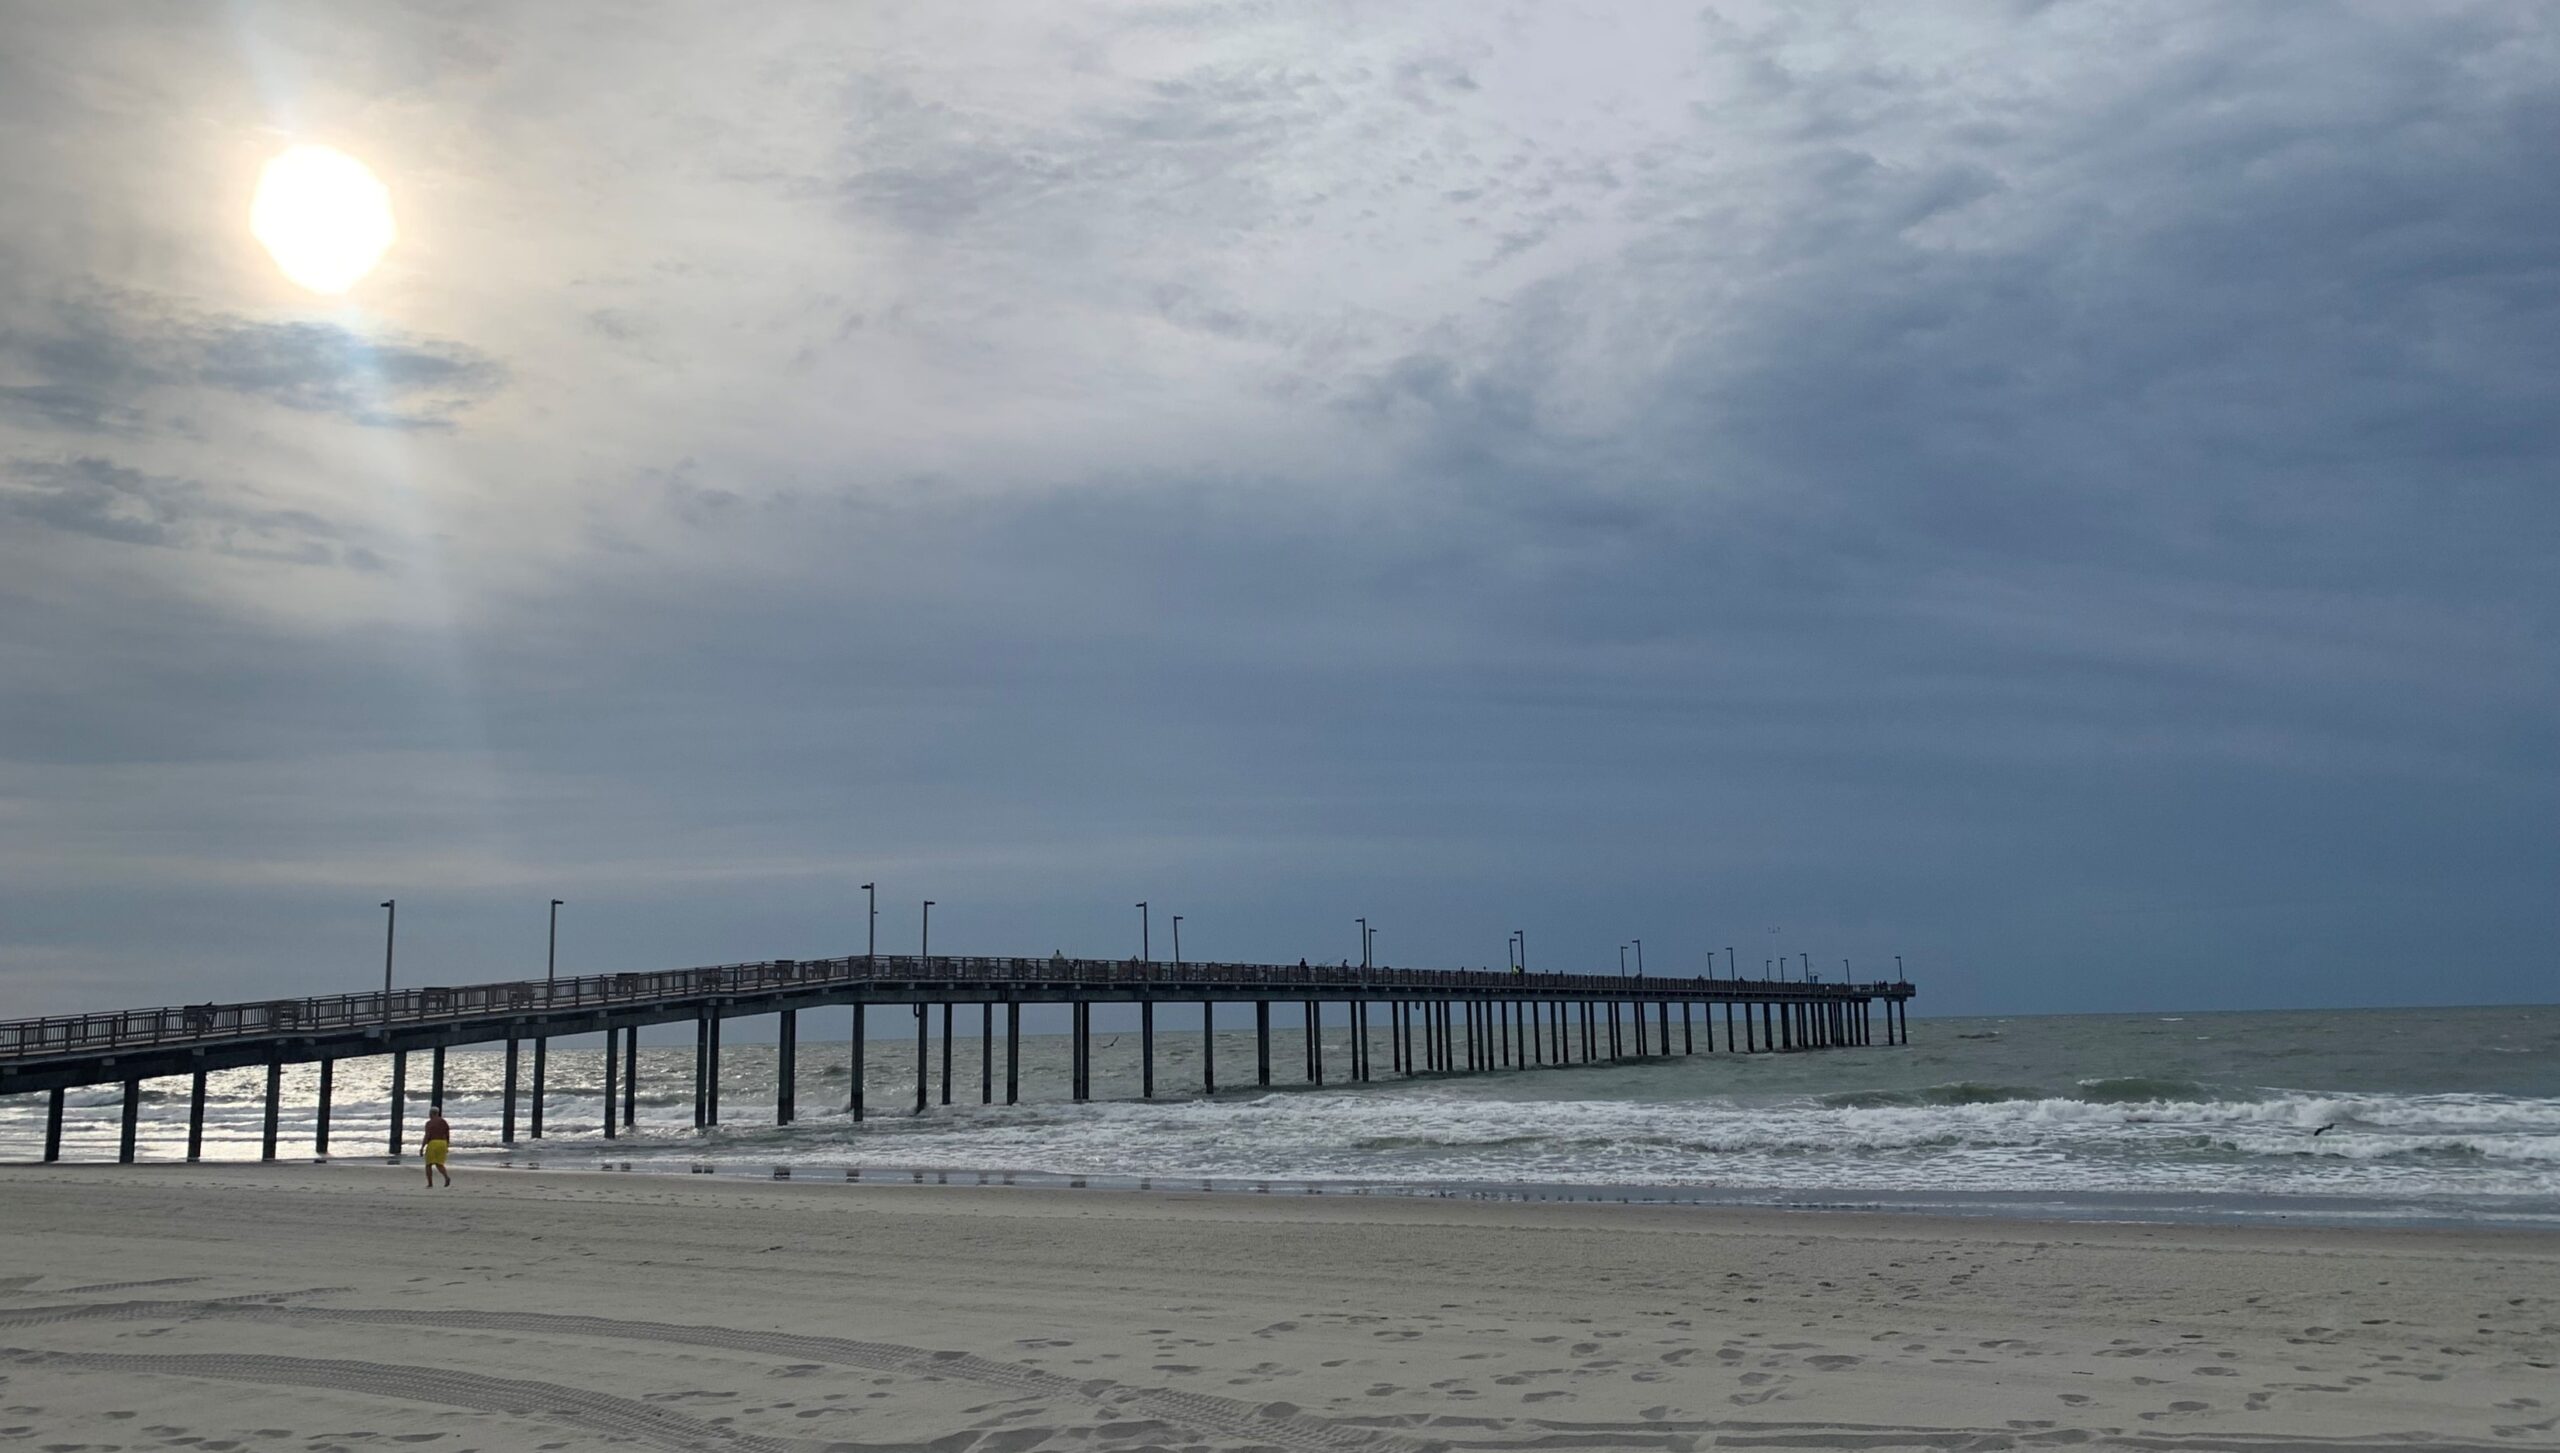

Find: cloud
0;453;381;568
0;3;2550;1018
0;295;504;433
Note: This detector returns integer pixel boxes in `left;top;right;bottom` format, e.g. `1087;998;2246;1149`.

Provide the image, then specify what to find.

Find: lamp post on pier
379;898;396;1023
1137;902;1150;963
1356;917;1368;970
1633;938;1644;978
922;901;934;962
862;882;876;968
547;898;564;996
1172;915;1183;971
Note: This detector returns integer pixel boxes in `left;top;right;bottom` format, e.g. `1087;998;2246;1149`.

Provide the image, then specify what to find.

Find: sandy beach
1;1166;2555;1451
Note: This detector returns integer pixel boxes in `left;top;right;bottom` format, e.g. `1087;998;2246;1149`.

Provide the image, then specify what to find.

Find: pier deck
3;953;1916;1163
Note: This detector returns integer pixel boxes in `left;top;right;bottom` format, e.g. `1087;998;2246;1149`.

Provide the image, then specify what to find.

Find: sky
0;2;2553;1023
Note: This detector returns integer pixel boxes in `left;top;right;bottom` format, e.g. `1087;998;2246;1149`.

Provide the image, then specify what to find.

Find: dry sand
1;1165;2555;1451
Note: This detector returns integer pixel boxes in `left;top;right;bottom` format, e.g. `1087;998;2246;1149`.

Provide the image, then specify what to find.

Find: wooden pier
1;954;1916;1163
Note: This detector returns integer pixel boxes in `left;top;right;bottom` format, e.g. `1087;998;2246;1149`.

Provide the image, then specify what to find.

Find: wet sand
1;1163;2555;1450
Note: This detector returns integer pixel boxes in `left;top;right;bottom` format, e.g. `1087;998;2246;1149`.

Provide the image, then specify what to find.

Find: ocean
9;1005;2557;1227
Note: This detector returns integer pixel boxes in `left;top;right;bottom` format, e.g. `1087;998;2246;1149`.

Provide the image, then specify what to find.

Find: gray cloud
0;296;503;433
0;454;383;568
0;3;2550;1018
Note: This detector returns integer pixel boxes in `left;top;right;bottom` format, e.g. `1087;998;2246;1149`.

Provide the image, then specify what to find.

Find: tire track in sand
0;1297;1427;1453
0;1346;798;1452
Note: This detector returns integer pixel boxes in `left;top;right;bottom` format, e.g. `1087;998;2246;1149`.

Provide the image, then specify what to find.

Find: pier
2;954;1915;1163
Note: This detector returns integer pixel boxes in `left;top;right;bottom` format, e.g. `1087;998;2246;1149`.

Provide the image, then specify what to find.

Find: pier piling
776;1009;797;1125
850;1004;866;1120
315;1059;333;1156
386;1054;405;1156
503;1035;521;1143
260;1059;281;1161
119;1078;140;1163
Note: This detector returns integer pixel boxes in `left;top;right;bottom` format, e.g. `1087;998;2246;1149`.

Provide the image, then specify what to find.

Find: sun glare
251;144;396;294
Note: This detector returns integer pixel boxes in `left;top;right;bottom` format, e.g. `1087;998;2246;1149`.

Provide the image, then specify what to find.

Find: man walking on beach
422;1104;452;1188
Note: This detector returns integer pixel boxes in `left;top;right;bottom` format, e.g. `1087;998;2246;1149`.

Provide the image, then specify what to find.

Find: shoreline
18;1149;2560;1234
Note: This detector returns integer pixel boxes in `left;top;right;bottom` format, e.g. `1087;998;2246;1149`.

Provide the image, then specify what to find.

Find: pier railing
0;954;1907;1062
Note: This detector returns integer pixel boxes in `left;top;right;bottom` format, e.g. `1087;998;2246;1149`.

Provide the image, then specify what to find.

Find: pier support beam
913;1004;928;1114
315;1059;334;1156
849;1005;866;1120
1006;1002;1021;1104
1255;1001;1271;1086
1141;999;1156;1099
504;1034;522;1142
940;1003;953;1106
43;1086;64;1162
192;1069;211;1161
1201;1001;1215;1094
981;1003;994;1104
431;1045;447;1110
622;1028;638;1127
777;1009;798;1125
119;1077;141;1163
602;1029;618;1139
708;1015;727;1122
1309;1001;1324;1085
530;1038;547;1138
690;1015;706;1123
261;1059;282;1161
1075;1002;1092;1101
386;1055;404;1156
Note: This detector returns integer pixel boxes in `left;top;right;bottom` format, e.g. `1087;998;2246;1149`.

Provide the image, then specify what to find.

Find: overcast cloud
0;1;2552;1019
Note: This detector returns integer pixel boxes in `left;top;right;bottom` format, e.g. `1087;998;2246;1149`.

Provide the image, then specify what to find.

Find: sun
251;144;396;294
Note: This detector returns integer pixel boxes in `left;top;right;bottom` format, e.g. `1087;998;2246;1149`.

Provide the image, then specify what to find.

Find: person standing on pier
421;1104;452;1188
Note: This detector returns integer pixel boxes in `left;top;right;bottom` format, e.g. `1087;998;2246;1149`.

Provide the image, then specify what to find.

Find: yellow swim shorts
423;1138;449;1166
